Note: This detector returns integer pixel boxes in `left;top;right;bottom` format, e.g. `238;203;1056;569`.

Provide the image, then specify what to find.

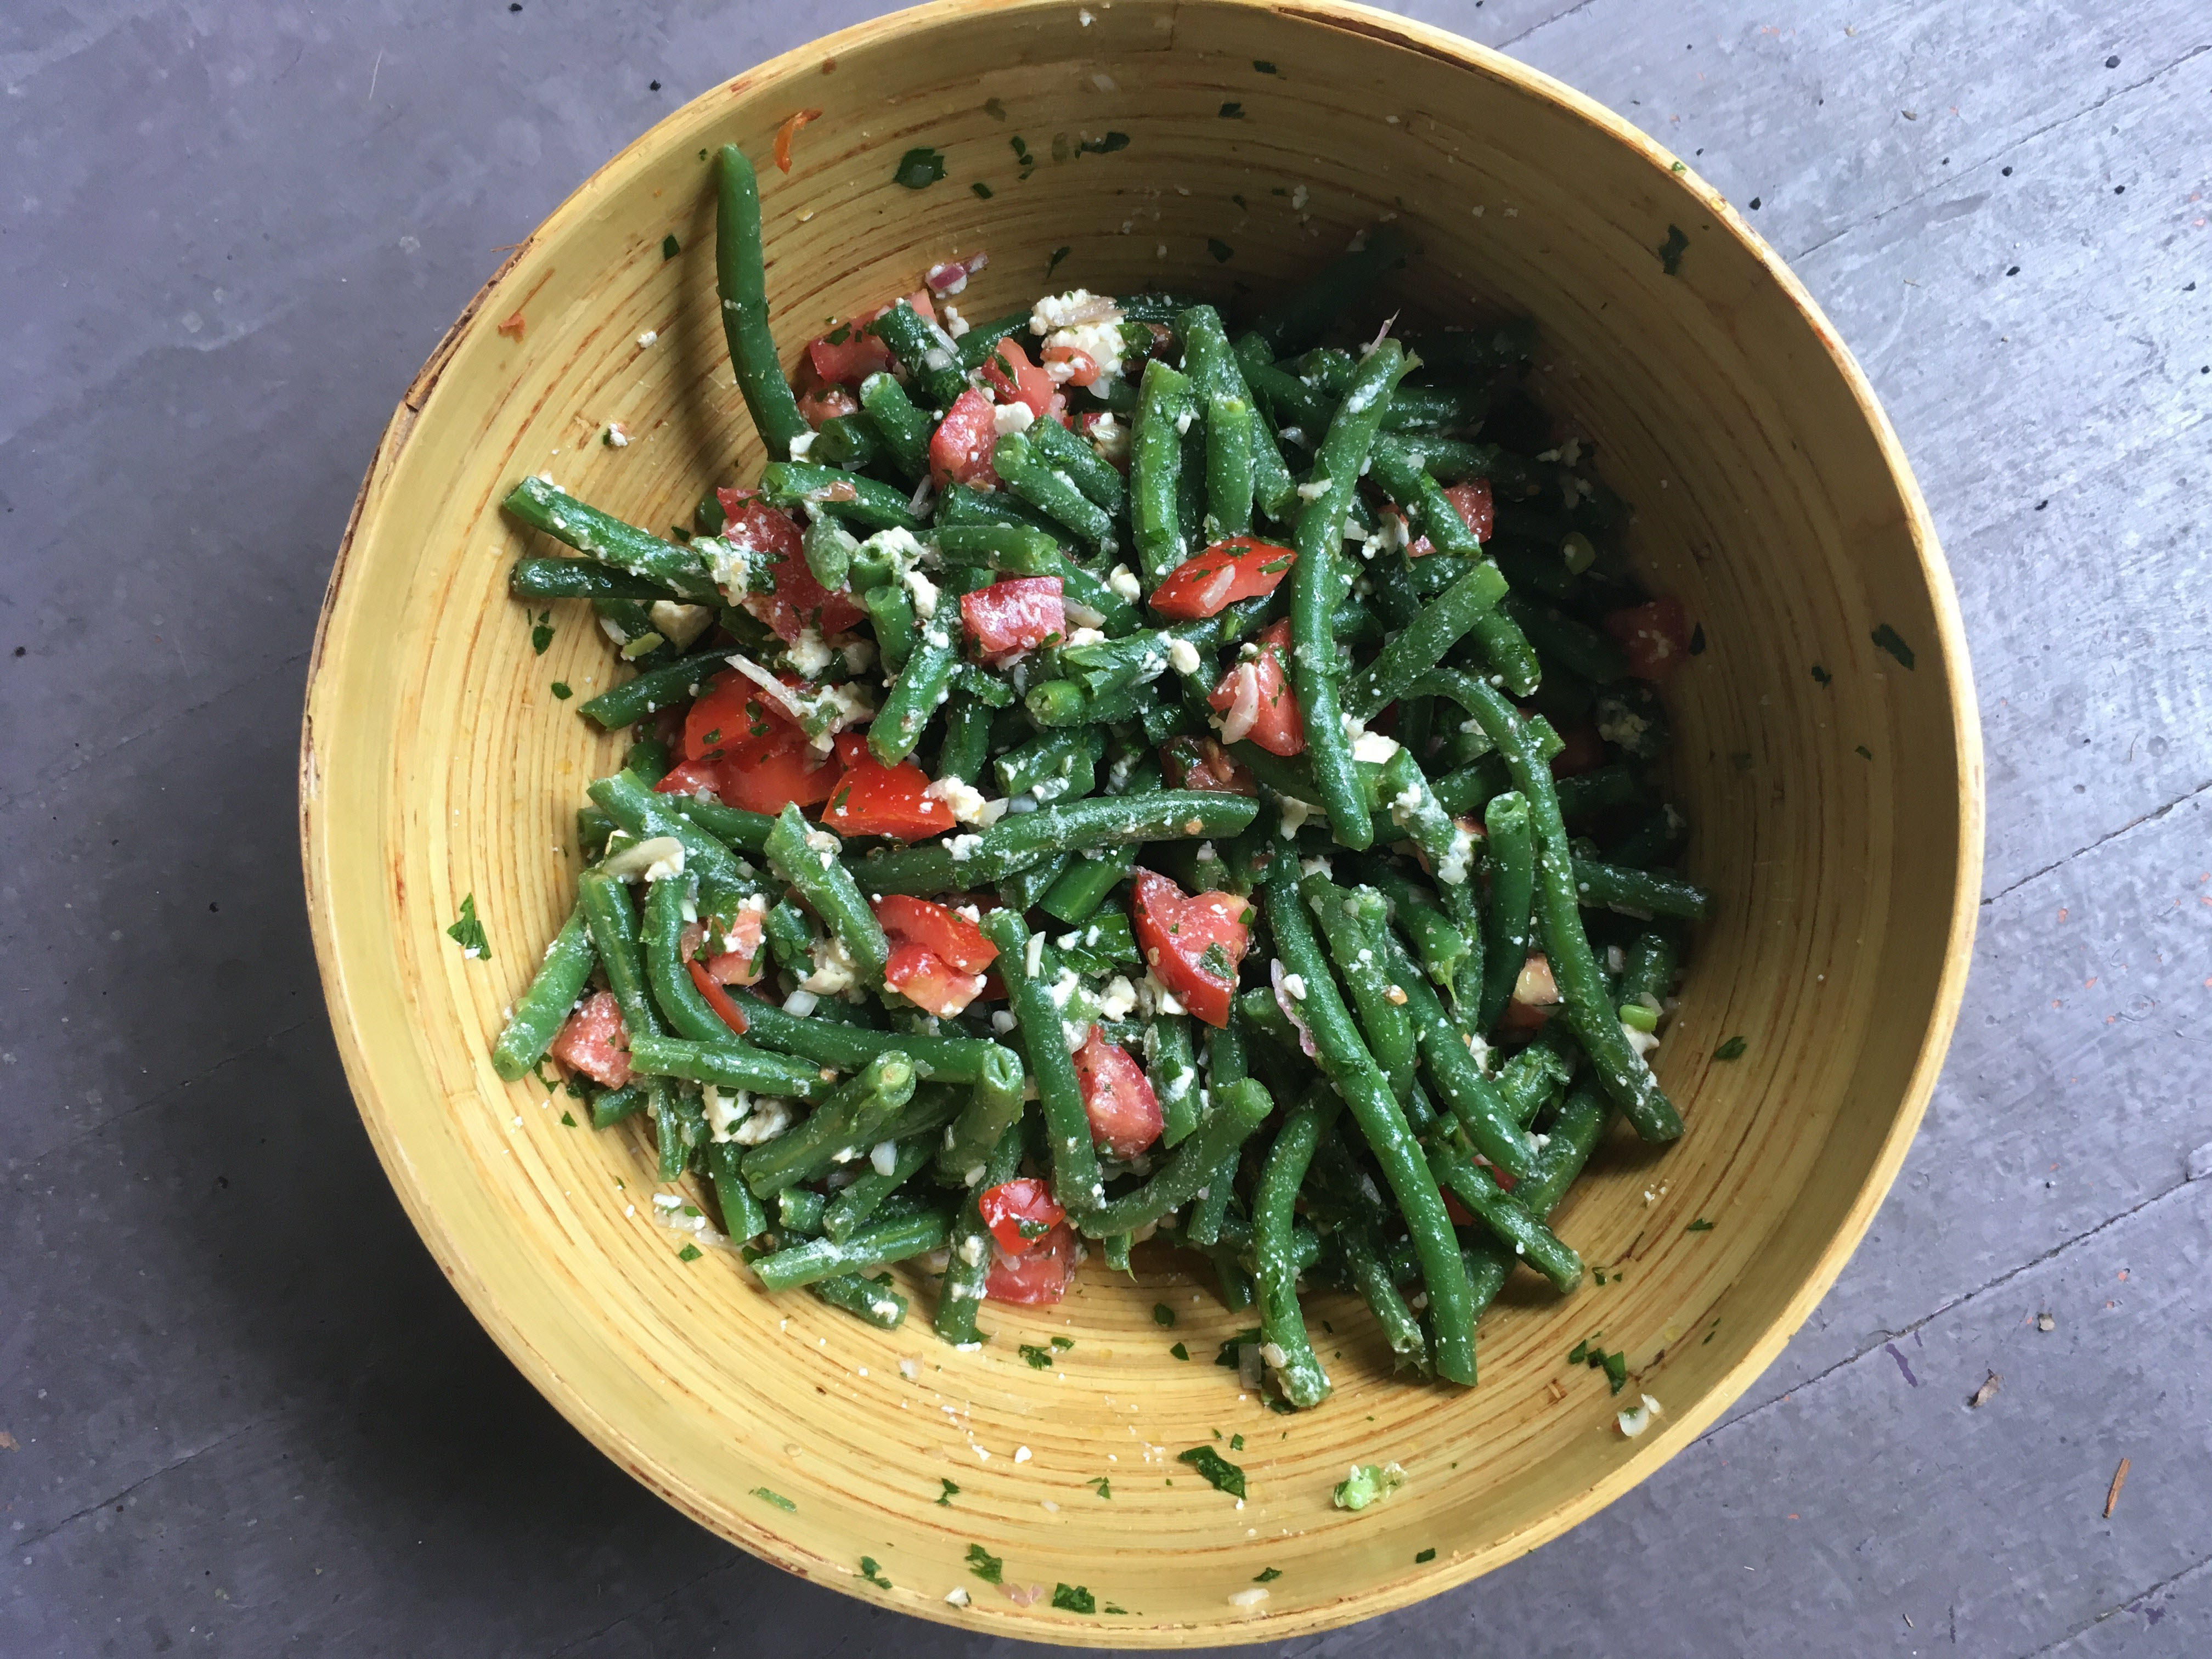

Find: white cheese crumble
731;1098;795;1145
947;833;985;863
636;329;658;348
787;431;816;461
1350;730;1402;765
1296;477;1333;501
992;400;1036;437
1166;637;1203;676
1097;975;1139;1020
786;625;835;677
802;934;861;995
902;565;940;620
1106;562;1142;602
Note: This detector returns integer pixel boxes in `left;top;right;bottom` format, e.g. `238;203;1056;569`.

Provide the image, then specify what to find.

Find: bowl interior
302;0;1978;1642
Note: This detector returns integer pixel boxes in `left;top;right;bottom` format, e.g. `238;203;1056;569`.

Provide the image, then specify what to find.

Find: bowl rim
298;0;1985;1642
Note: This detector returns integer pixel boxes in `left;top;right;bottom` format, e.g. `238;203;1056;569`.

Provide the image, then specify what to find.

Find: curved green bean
764;803;889;985
503;477;717;603
737;1052;915;1198
752;1204;951;1293
980;908;1104;1214
1253;1101;1334;1408
936;1121;1024;1344
1344;558;1509;721
715;144;809;456
491;904;596;1080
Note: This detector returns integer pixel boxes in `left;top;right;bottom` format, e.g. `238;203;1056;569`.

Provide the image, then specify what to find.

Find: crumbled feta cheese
1622;1023;1661;1059
636;329;657;348
1350;730;1401;765
991;1009;1018;1034
1105;562;1141;602
992;400;1036;437
603;422;629;448
731;1098;794;1144
1087;411;1131;465
1166;637;1203;676
1065;625;1107;648
923;774;992;824
870;1140;900;1177
1229;1587;1270;1609
786;626;835;678
787;431;816;461
647;600;712;652
1097;975;1139;1020
941;302;968;336
945;1587;971;1607
1296;477;1333;501
1278;795;1317;838
902;565;940;619
702;1085;749;1142
947;833;985;863
802;934;861;995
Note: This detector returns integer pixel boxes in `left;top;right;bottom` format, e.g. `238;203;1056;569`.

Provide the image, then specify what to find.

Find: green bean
1431;1141;1582;1293
1180;305;1298;523
640;876;741;1043
871;620;960;767
1340;1221;1430;1373
1131;358;1196;582
760;900;815;975
509;557;676;602
752;1204;951;1293
1102;1231;1135;1276
1076;1077;1273;1237
1118;290;1203;325
822;1138;935;1242
1607;802;1689;869
1374;927;1536;1180
1359;860;1475;1001
856;371;931;478
1041;845;1136;926
503;477;718;602
861;583;917;678
1026;415;1127;517
1500;594;1630;684
715;144;809;456
955;309;1032;370
777;1186;828;1236
651;1080;695;1181
705;1140;769;1244
1175;414;1206;554
764;803;889;984
1572;859;1712;922
1249;225;1413;355
1253;1100;1334;1407
1555;763;1642;820
624;733;672;786
798;514;857;596
1291;339;1408;851
1344;560;1509;721
1381;381;1487;432
577;870;668;1043
937;479;1063;537
1300;873;1419;1105
808;1270;909;1328
932;523;1140;634
982;909;1105;1213
1236;348;1333;435
1060;594;1276;699
810;412;879;471
574;651;730;731
737;1052;915;1198
1203;393;1256;538
1497;1040;1572;1126
847;792;1259;896
659;794;774;857
1458;677;1681;1141
994;430;1118;554
491;905;597;1080
934;1052;1029;1184
1263;866;1476;1384
756;462;923;533
1144;1015;1202;1147
866;298;966;408
996;728;1101;803
587;770;755;929
590;1081;647;1129
1377;750;1480;927
625;1032;830;1100
936;1120;1024;1344
997;850;1073;912
1478;791;1537;1031
1463;1087;1606;1323
1618;930;1680;1013
1466;605;1543;698
730;990;1021;1088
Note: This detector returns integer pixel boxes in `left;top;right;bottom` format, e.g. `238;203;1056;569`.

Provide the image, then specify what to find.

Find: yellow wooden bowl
300;0;1980;1641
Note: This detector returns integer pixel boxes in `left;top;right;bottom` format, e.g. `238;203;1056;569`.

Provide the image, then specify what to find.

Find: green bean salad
488;141;1709;1403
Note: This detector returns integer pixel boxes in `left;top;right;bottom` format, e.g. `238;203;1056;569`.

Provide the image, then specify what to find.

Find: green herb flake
893;147;946;190
1010;135;1032;165
1207;238;1235;263
1253;59;1278;74
966;1542;1003;1583
446;894;491;960
1153;1302;1177;1327
936;1478;960;1505
1078;131;1130;155
1686;1218;1714;1232
1415;1547;1437;1564
1567;1339;1590;1364
1658;224;1690;275
1713;1035;1747;1061
970;181;994;200
1332;1463;1406;1511
677;1243;702;1262
1870;622;1916;669
1253;1566;1282;1583
1169;1341;1190;1361
1050;1335;1075;1350
749;1486;797;1511
860;1555;891;1589
983;96;1007;121
560;1110;577;1127
550;681;572;700
1810;663;1831;686
1176;1445;1246;1499
1601;1351;1629;1395
1047;244;1073;277
1220;101;1245;119
1855;744;1875;760
1670;160;1686;173
1088;1475;1112;1498
1689;622;1707;654
661;233;680;260
1730;751;1754;771
1018;1343;1055;1370
1229;1434;1245;1451
531;610;554;654
1593;1268;1608;1286
1104;1604;1130;1615
1052;1583;1096;1615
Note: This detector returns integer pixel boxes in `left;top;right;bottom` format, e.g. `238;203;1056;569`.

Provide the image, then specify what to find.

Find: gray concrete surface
4;2;2208;1654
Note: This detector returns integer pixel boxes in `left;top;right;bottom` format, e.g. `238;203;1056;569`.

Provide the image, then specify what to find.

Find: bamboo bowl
300;0;1980;1642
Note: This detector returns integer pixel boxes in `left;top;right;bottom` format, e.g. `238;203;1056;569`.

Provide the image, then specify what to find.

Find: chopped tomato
929;386;1002;492
806;328;892;388
1148;537;1296;619
1409;478;1494;555
1209;618;1303;755
1549;719;1607;778
1073;1027;1163;1159
1602;597;1693;680
716;729;840;815
977;1178;1067;1256
797;382;859;428
960;576;1065;665
685;910;767;985
1130;870;1251;1029
550;990;632;1087
1502;951;1560;1030
883;942;988;1017
1041;343;1101;387
652;759;724;800
979;335;1065;422
771;107;822;173
822;741;954;839
683;669;792;763
714;488;865;641
1159;735;1256;796
985;1221;1080;1304
685;960;754;1034
873;895;997;973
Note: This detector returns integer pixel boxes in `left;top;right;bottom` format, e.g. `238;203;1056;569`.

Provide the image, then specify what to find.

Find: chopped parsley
749;1486;796;1511
560;1110;577;1126
1333;1463;1406;1511
1052;1583;1096;1614
936;1478;959;1506
1713;1035;1747;1060
530;609;554;654
983;96;1007;120
1601;1351;1629;1394
1077;131;1130;155
1658;224;1690;275
1219;101;1245;119
1197;941;1234;980
1207;238;1235;263
1253;58;1278;73
1153;1302;1177;1327
446;894;491;959
859;1555;891;1589
1855;744;1875;760
1216;1326;1262;1367
1176;1445;1246;1499
971;181;994;200
1088;1475;1112;1498
1670;160;1686;173
1047;244;1073;278
1871;622;1916;669
1169;1341;1190;1360
1414;1547;1437;1564
677;1243;702;1262
550;680;572;699
1018;1343;1055;1370
966;1543;1003;1583
1050;1335;1074;1350
661;233;680;260
1810;663;1831;686
1253;1566;1282;1583
1686;1218;1714;1232
1229;1434;1244;1451
893;147;946;189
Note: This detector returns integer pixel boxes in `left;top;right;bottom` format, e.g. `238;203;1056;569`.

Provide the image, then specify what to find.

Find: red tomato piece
822;748;954;840
797;383;859;428
1072;1026;1163;1159
1602;597;1693;680
685;960;754;1034
685;909;766;986
1504;951;1561;1029
977;1178;1067;1256
1147;538;1297;619
1208;618;1304;756
1041;343;1101;387
806;328;893;387
550;990;632;1087
652;759;724;800
1408;478;1495;556
1549;719;1607;778
1159;735;1256;796
929;386;1002;492
873;895;998;973
979;334;1065;422
884;943;988;1017
715;730;840;815
714;488;865;642
960;576;1065;667
1130;870;1251;1029
682;670;791;763
985;1222;1080;1305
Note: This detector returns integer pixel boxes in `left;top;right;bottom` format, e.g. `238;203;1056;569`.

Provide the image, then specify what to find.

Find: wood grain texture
296;0;1978;1641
